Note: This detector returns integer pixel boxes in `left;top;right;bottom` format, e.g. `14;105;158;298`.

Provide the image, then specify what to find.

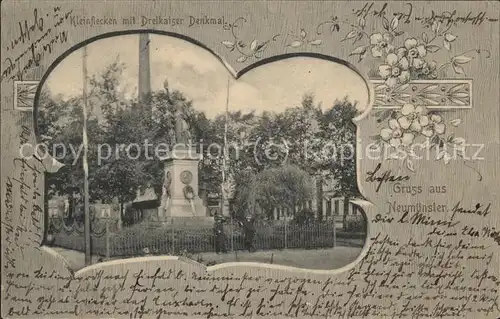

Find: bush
292;208;316;225
344;217;365;232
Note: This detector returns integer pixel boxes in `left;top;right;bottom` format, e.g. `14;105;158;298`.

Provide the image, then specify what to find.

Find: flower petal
434;123;446;134
431;114;442;123
383;33;394;43
404;38;418;49
379;65;392;78
390;138;402;148
385;77;398;87
452;137;465;146
401;104;415;116
421;127;434;137
388;118;400;130
399;70;411;84
386;53;398;66
370;33;383;45
417;44;427;57
371;46;384;58
410;120;422;132
443;153;452;164
380;128;393;140
401;132;415;145
414;106;423;114
419;115;430;126
398;115;411;129
398;57;410;70
396;47;407;59
413;58;425;69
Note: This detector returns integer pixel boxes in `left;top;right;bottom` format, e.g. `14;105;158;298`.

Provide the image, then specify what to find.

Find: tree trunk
68;195;74;221
118;202;123;230
343;196;349;231
316;176;323;221
267;206;274;221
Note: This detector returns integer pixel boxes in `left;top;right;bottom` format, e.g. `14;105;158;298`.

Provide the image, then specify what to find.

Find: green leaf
357;17;366;28
342;30;358;42
452;63;465;75
422;32;429;43
390;17;399;30
452;55;473;64
426;45;440;53
236;56;247;63
444;33;457;42
406;159;415;172
382;17;389;30
432;21;441;34
221;41;234;48
349;45;367;56
444;40;451;51
250;39;258;51
289;40;303;48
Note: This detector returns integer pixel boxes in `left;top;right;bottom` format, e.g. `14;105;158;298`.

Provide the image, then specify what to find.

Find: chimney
138;33;151;107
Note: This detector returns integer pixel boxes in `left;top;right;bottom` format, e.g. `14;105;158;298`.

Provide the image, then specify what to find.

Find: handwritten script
1;7;72;82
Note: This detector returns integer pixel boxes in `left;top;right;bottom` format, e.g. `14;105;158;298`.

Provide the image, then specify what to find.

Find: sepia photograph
2;1;499;318
37;33;369;271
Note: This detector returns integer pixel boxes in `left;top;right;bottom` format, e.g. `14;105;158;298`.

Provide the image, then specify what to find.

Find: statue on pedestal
174;107;192;146
164;79;192;147
160;78;205;219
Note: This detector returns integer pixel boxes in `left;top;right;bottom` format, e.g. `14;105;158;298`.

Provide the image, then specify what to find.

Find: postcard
1;1;499;318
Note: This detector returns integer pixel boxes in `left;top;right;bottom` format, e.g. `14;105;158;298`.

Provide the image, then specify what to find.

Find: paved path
196;246;363;269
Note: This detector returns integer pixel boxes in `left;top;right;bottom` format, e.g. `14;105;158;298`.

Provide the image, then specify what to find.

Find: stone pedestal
159;146;207;218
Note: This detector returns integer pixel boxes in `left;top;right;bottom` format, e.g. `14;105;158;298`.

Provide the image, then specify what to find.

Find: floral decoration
319;14;491;85
285;29;322;48
315;12;487;177
221;17;281;62
372;103;481;180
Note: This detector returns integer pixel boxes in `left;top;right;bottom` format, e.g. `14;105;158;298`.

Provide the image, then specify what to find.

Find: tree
316;98;361;227
232;164;314;221
39;58;145;221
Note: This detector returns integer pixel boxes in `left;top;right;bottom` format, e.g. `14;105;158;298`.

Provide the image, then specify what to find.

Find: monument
159;80;206;218
137;35;208;220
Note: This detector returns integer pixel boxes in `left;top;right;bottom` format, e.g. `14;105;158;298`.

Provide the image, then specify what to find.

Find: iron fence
47;215;366;259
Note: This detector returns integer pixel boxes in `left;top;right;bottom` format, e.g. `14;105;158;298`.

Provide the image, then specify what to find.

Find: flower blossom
398;103;430;133
428;114;446;135
370;33;394;57
380;118;415;148
379;53;410;87
397;38;427;69
421;60;438;79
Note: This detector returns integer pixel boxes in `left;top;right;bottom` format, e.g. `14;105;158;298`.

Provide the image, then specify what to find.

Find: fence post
171;218;175;255
333;217;337;248
105;219;110;259
284;220;288;249
230;218;234;252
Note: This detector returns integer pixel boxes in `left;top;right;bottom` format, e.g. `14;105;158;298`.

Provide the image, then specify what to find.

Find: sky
45;34;370;119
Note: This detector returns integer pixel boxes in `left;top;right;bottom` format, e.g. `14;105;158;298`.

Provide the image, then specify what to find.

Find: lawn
51;245;364;271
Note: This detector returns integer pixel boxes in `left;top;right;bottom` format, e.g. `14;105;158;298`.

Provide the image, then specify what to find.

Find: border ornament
372;79;472;109
14;81;39;111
